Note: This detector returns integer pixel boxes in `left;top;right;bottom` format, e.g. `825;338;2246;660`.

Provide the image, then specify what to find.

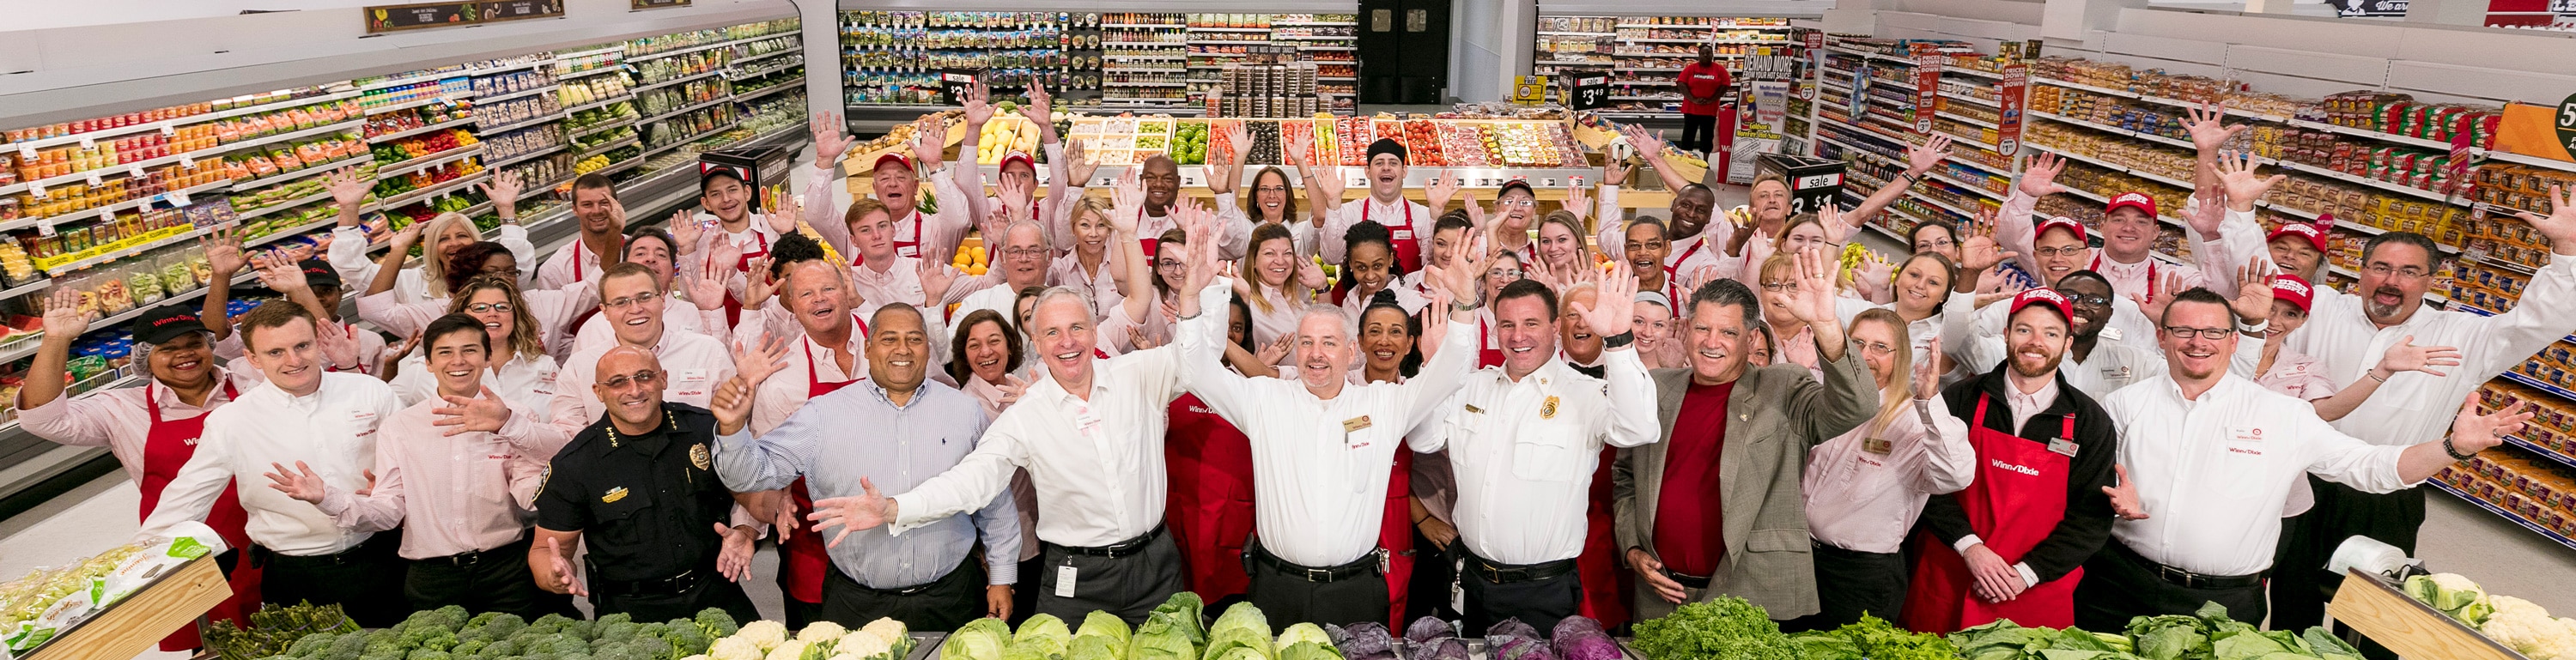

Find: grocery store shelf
1105;81;1185;88
376;172;487;209
478;85;557;105
556;66;626;82
1188;39;1271;45
1538;30;1614;36
1103;22;1183;28
1826;45;1919;64
375;145;484;179
2431;480;2576;553
2488;150;2576;175
475;112;565;136
486;143;567;170
0;279;52;303
43;223;230;276
2028;110;2193;149
562;96;634;115
640;124;732;160
734;78;808;102
2286;160;2464;204
358;71;469;92
1939;91;1998;107
1917;194;1986;221
465;59;550;76
242;217;349;250
1103;54;1186;61
579;136;641;158
737;47;801;66
640;96;735;125
635;69;723;93
6;92;360;156
730;61;803;81
2506;434;2576;470
232;190;341;221
230;154;374;191
1300;45;1357;51
1926;171;2004;200
1935;111;1996;129
368;117;474;143
362;94;471;117
569;118;639;139
1944;66;2002;79
629;36;757;63
1189;27;1270;33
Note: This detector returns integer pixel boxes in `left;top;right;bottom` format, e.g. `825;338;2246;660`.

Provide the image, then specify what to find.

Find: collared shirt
849;255;930;321
1322;196;1433;265
2257;349;2337;401
1048;253;1126;317
573;292;732;354
949;276;1043;329
392;353;559;414
327;224;536;303
1803;394;1976;554
718;380;1019;587
2288;252;2576;446
890;336;1189;547
315;397;556;559
1340;282;1428;323
1991;191;2237;303
1244;286;1313;347
1180;283;1475;566
549;330;735;436
139;373;402;555
751;327;869;435
533;237;611;293
534;404;739;582
2003;375;2061;433
356;286;600;362
2103;374;2411;575
2060;341;2164;401
18;369;262;484
1414;351;1659;565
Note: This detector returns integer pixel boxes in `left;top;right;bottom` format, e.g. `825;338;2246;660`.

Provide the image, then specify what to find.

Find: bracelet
2367;371;2391;384
1900;173;1923;185
2444;436;2479;461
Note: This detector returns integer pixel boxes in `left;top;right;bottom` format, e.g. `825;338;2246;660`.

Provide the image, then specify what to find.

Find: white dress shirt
1803;394;1976;554
1181;282;1476;566
751;327;869;435
890;330;1191;547
1322;196;1433;264
2102;374;2413;575
548;329;736;435
138;372;403;555
2288;252;2576;447
314;397;556;559
532;239;610;293
1413;350;1659;565
572;292;731;354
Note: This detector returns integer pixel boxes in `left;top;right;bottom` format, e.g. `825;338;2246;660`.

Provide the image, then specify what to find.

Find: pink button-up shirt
1802;394;1976;553
17;369;264;483
315;397;558;559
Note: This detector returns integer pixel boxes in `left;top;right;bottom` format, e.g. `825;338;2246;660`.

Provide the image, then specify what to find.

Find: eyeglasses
1004;246;1051;258
2032;245;2089;257
1859;341;1899;356
1255;185;1291;193
2162;325;2235;340
1157;258;1188;270
600;370;662;390
2365;263;2431;281
1497;198;1536;208
487;266;523;278
2069;294;2113;306
1760;281;1801;293
465;302;515;314
1486;269;1522;280
601;295;657;310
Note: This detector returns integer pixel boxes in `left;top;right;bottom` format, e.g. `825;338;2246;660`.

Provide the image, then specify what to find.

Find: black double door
1355;0;1450;105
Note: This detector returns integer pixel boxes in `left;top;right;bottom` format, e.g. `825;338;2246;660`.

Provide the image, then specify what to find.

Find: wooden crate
24;556;231;660
2326;570;2525;660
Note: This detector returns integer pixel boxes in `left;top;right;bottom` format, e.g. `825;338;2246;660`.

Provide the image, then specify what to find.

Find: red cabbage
1497;636;1559;660
1551;617;1621;660
1414;637;1472;660
1485;619;1542;643
1405;618;1455;644
1323;622;1394;660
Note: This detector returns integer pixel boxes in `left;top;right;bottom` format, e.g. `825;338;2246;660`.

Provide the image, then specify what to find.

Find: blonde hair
1240;222;1299;314
446;275;546;361
1775;213;1823;252
1758;251;1799;285
418;213;480;299
1850;307;1915;438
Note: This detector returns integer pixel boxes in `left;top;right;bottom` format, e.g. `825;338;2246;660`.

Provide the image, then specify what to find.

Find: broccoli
603;621;644;642
468;611;501;628
599;613;635;627
563;619;599;641
535;613;575;628
290;632;340;657
629;636;673;658
696;609;742;638
592;645;647;660
664;620;712;655
407;651;453;660
400;627;459;651
482;613;528;639
366;640;407;657
434;606;469;626
330;633;371;656
358;652;404;660
453;640;489;656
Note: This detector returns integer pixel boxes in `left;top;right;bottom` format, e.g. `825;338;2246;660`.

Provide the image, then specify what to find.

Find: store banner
1911;45;1941;133
1801;29;1825;101
2328;0;2410;16
1996;62;2027;156
939;70;982;106
1753;81;1789;130
366;0;562;33
2494;97;2576;164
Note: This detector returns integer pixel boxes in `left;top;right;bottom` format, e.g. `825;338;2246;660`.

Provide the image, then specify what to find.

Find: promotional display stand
18;557;229;660
2327;571;2526;660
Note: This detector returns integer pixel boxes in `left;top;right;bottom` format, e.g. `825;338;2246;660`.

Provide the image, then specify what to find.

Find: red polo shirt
1653;381;1733;577
1678;61;1731;116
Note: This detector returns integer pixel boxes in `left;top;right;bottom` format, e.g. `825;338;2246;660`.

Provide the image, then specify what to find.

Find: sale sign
1997;62;2028;155
1912;44;1941;133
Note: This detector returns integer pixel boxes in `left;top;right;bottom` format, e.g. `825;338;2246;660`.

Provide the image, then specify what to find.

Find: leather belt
2116;542;2266;590
1250;543;1379;583
1046;524;1165;559
592;562;714;597
1464;550;1578;584
1661;566;1713;589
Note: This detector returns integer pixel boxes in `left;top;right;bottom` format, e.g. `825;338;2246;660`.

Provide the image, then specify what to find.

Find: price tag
85;172;102;187
25;182;45;199
2471;201;2495;217
170;191;191;206
128;165;145;179
16;143;34;159
36;216;55;237
77;136;95;150
159;122;176;137
180;155;197;169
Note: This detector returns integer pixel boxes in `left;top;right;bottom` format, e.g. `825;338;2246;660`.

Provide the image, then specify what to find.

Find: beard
2365;285;2407;322
2009;344;2064;379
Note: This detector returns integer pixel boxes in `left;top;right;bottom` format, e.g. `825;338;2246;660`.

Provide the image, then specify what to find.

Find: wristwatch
1601;331;1635;348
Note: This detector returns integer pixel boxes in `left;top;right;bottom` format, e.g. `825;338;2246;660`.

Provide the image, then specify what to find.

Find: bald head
592;346;665;432
1141;154;1180;211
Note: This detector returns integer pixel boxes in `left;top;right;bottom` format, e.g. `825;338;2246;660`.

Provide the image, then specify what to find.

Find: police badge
690;443;712;469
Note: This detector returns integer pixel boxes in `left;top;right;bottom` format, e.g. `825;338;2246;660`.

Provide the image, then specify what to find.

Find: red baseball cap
2009;288;2074;326
871;152;914;173
2106;191;2157;218
998;151;1036;173
2271;274;2315;313
2266;214;2334;252
2035;216;2088;244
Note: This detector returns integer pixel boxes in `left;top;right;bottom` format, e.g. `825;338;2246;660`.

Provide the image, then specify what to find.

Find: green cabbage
1078;612;1133;650
1202;604;1275;660
1273;624;1332;654
1067;633;1123;660
945;619;1013;660
1152;593;1208;646
2404;573;2494;627
1018;615;1073;657
1277;640;1343;660
1132;613;1200;660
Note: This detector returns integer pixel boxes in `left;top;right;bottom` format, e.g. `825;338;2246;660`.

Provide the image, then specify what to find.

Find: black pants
1011;555;1044;625
1679;112;1719;154
781;572;823;629
1405;530;1461;624
823;556;987;632
258;532;408;628
1246;542;1388;627
1460;548;1583;635
2277;480;2421;660
1783;542;1908;632
404;536;577;621
2073;542;2266;633
591;566;762;624
1036;529;1185;626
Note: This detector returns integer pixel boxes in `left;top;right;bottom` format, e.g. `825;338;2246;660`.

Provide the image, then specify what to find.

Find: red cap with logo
2271;274;2316;312
2106;191;2158;218
2266;214;2334;253
2035;216;2089;244
998;151;1036;173
2009;288;2075;325
871;152;914;173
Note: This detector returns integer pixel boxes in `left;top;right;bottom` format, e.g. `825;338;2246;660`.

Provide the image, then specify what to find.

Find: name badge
1054;564;1078;597
2101;365;2131;380
2226;425;2265;457
1343;416;1373;433
2048;439;2080;457
1344;415;1374;449
348;409;378;423
1863;437;1893;455
1392;228;1414;240
1463;403;1484;414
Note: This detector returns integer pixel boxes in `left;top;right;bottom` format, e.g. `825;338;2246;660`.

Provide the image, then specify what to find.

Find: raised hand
325;167;371;209
476;171;522;211
1905;134;1953;176
1220;121;1249;167
741;256;777;308
1784;248;1838;325
918;258;961;306
1913;336;1942;398
767;193;802;235
811;111;856;167
2104;465;2149;520
2230;259;2275;323
668;210;704;254
1295;255;1327;292
810;477;894;547
1576;260;1637;339
995;374;1028;408
1282;127;1313;168
2449;397;2533;457
732;334;793;389
1426;172;1462;211
538;536;587;596
2019;152;2069;197
386;220;426;252
204;227;248;278
909;118;945;171
1256;334;1293;367
2131;269;2190;325
996;174;1036;222
687;257;727;312
2512;185;2576;254
2185;101;2247;154
1621;124;1668;159
2187;186;2228;237
1603;158;1635;186
432;385;515;435
709;376;756;432
1019;82;1053;125
1065;139;1099;185
1959;231;2016;273
253;251;311;294
380;332;421;374
2217;150;2284;211
1109;167;1146;219
1817;203;1855;245
1564;180;1593;223
961;81;995;129
263;461;331;504
714;523;756;581
2374;336;2463;378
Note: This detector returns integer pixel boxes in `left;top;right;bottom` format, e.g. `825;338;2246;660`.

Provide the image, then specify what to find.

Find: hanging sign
1911;44;1941;133
1512;76;1551;105
366;1;562;33
632;0;691;8
478;0;563;23
2327;0;2409;16
1567;74;1612;111
1996;61;2028;155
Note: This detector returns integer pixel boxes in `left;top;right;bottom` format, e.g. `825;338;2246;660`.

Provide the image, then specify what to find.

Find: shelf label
180;155;197;169
172;191;191;206
16;143;33;159
160;122;176;137
128;165;145;179
35;216;55;237
84;172;102;187
77;136;95;149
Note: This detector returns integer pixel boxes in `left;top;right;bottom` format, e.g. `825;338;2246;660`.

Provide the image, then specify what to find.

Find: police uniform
533;403;761;622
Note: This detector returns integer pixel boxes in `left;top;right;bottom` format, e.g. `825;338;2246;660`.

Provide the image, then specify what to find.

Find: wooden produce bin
21;555;230;660
2325;569;2525;660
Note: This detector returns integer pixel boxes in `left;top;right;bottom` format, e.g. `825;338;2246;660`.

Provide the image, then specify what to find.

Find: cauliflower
837;630;894;659
831;656;862;660
2407;572;2496;626
708;636;763;660
767;639;811;660
737;621;792;651
801;621;851;643
860;618;908;642
686;656;712;660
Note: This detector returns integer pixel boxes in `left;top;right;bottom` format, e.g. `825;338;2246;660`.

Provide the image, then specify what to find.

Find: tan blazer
1612;342;1877;620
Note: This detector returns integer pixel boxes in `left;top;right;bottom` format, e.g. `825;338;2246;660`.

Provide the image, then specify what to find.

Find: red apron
2091;253;2155;301
1900;392;2080;633
895;211;925;260
1138;208;1163;259
721;228;773;327
140;381;256;651
1574;445;1631;629
1163;393;1256;603
778;327;867;604
1380;449;1417;628
1476;318;1505;368
1364;201;1423;272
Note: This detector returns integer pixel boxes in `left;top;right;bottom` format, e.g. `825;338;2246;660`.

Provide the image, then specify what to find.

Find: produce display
204;602;360;660
2397;571;2576;659
0;523;222;657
